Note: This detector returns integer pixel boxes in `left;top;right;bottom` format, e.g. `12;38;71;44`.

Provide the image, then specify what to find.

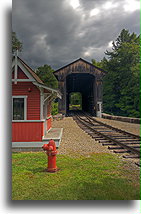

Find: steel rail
74;114;140;157
81;112;140;139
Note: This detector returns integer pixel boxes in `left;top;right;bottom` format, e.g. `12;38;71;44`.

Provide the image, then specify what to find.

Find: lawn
12;152;140;200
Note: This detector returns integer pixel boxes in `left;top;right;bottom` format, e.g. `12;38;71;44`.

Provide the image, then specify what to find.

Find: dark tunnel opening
66;73;96;115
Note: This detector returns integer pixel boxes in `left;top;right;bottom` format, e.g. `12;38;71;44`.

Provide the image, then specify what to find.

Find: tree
12;32;23;54
102;29;140;117
92;57;108;70
36;65;59;115
36;64;58;89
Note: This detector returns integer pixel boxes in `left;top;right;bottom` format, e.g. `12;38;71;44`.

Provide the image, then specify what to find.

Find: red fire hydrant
42;139;58;172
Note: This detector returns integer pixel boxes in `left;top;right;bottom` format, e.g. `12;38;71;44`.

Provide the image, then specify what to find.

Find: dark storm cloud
12;0;140;70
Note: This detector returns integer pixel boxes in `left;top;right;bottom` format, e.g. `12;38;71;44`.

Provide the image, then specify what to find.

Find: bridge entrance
66;73;95;114
69;92;82;111
54;58;106;117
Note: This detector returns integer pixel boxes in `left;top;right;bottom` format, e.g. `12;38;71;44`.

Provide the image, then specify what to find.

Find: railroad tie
114;149;130;153
123;155;140;159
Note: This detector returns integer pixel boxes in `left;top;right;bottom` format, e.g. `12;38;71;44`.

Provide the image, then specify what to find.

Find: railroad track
73;112;141;166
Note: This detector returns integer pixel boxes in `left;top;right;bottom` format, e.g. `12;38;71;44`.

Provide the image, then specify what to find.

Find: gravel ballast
52;117;140;156
96;117;140;136
52;116;140;168
52;116;140;183
52;117;111;156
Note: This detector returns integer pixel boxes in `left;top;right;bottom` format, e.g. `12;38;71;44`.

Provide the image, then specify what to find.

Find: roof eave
33;82;62;99
54;58;107;74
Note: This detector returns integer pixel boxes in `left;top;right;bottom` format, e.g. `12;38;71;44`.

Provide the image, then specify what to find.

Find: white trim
25;97;27;119
34;82;57;93
33;82;62;99
46;127;52;133
12;119;45;122
43;119;46;136
14;55;17;84
12;57;35;82
12;79;35;82
48;96;55;103
12;142;43;143
43;101;48;135
17;60;35;81
39;88;44;120
96;101;102;118
12;142;44;147
12;96;28;98
47;115;52;120
44;93;51;95
44;94;52;103
12;96;27;120
12;58;15;68
12;57;62;99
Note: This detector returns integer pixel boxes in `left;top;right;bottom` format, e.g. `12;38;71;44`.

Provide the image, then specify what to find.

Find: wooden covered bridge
54;58;106;117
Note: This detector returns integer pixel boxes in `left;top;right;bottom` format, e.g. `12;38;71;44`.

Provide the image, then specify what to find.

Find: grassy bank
12;152;140;200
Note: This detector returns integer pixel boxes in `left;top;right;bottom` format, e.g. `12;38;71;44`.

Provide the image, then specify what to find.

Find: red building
12;56;61;145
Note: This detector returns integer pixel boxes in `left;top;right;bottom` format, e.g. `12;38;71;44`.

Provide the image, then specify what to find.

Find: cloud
12;0;140;70
123;0;140;12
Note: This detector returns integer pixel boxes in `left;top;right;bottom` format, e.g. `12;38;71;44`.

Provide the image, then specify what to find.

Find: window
12;96;27;120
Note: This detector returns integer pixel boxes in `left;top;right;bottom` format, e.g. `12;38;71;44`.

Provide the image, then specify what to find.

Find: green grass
69;104;82;110
12;152;140;200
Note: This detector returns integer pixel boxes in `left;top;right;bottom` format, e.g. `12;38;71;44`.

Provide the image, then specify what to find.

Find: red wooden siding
47;101;51;117
12;58;55;143
46;100;52;130
12;82;40;120
47;118;52;130
12;122;44;142
18;67;28;79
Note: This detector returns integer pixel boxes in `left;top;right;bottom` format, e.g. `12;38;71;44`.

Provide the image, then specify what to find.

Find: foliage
51;101;58;115
69;92;82;110
12;152;140;200
70;92;82;105
69;105;82;110
36;64;58;89
92;57;108;70
12;32;23;54
92;29;140;118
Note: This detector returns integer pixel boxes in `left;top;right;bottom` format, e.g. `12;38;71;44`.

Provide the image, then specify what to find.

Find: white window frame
12;96;27;121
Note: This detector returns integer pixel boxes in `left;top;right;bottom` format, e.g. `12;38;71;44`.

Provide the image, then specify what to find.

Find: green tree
12;32;23;54
102;29;140;117
36;64;58;89
70;92;82;105
92;57;108;70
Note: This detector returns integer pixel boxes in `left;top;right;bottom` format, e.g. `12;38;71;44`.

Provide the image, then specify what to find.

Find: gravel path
52;116;140;178
52;117;140;156
52;117;111;157
95;117;140;136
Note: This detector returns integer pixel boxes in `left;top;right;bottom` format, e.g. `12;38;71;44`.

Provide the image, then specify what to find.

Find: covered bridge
54;58;106;117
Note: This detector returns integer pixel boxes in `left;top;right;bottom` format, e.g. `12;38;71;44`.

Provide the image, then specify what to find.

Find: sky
12;0;140;70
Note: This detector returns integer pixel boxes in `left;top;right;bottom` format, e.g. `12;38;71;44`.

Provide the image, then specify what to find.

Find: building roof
12;56;62;99
54;58;107;74
18;57;44;84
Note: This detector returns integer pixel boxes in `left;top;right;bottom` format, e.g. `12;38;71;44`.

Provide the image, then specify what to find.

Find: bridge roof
54;58;107;74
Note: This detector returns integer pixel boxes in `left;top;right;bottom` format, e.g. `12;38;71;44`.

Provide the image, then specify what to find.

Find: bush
51;101;58;115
